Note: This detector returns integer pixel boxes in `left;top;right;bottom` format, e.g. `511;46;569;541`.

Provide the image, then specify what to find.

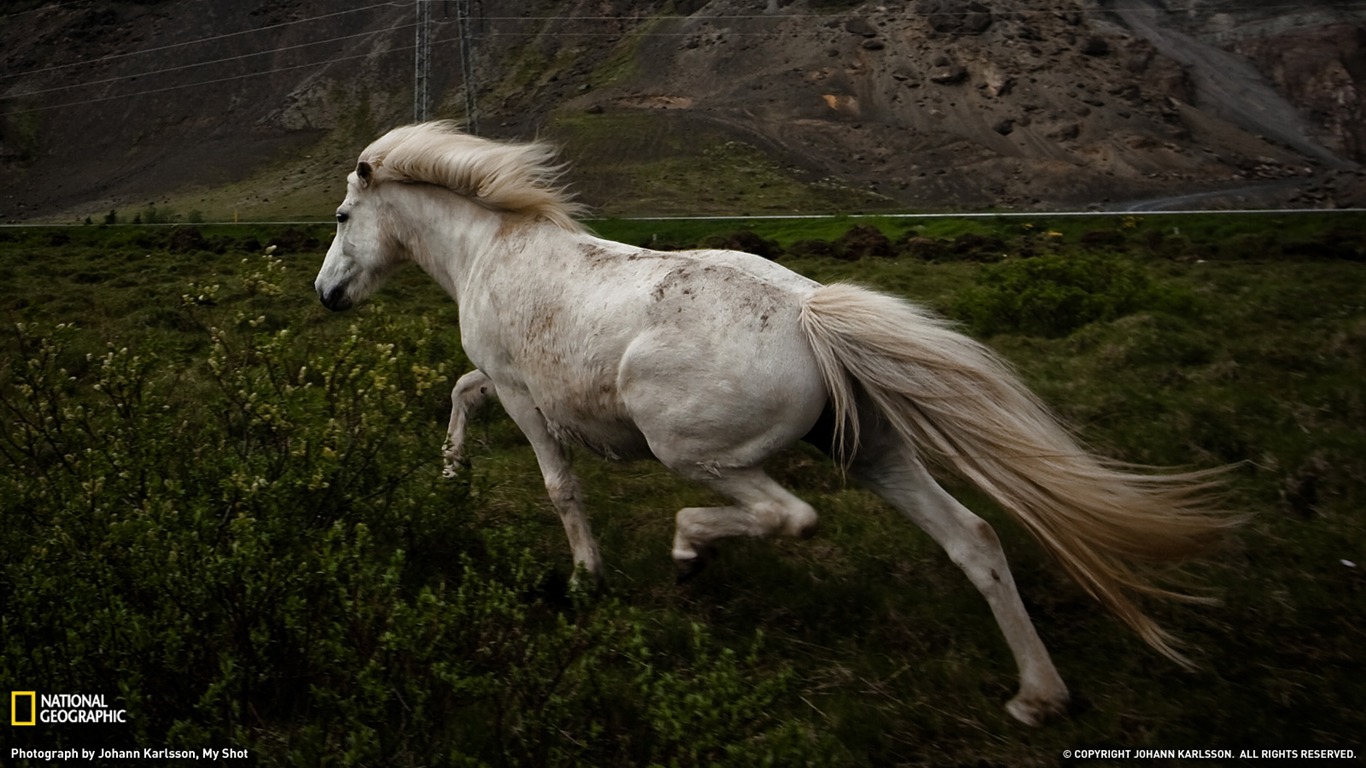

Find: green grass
2;215;1364;766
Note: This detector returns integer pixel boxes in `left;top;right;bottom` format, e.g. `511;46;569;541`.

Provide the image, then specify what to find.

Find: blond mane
357;121;585;231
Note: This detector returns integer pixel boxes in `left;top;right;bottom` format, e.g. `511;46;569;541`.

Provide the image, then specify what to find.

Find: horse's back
608;243;829;470
468;232;829;467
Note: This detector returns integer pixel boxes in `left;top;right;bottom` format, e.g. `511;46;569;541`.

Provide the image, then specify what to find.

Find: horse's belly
527;368;653;460
541;409;653;461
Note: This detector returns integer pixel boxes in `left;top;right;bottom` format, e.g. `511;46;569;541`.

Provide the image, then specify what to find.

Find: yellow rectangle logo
11;691;36;726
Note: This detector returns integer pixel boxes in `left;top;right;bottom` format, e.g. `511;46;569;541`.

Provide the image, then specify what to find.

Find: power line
6;2;1363;117
407;4;1366;22
6;23;414;100
0;1;405;82
9;1;1364;90
0;1;91;20
0;44;416;117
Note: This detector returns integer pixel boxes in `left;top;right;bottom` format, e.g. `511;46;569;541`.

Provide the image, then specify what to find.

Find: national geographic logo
10;691;127;725
11;692;35;726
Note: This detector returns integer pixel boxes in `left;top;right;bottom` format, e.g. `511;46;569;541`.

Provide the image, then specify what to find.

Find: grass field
2;213;1363;766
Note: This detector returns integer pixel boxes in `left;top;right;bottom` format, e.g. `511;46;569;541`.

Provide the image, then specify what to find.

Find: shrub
787;238;837;259
949;231;1008;262
953;254;1161;337
702;229;783;260
167;226;209;253
896;234;949;261
0;257;831;766
833;224;894;261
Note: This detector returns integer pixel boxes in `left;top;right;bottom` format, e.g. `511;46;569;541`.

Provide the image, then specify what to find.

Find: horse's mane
358;120;586;231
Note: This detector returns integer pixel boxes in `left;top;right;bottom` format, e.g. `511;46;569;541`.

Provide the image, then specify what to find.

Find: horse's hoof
568;566;605;596
1005;690;1070;727
441;456;469;478
673;553;710;583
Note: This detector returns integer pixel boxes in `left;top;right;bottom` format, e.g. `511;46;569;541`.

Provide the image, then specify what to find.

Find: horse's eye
336;212;349;224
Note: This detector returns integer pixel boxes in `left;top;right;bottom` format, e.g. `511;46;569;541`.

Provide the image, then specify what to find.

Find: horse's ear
356;161;374;187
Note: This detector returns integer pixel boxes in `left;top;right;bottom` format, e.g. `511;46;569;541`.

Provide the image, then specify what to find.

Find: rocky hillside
1;0;1362;221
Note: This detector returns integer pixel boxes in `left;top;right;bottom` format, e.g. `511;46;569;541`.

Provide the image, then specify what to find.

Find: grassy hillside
1;214;1363;765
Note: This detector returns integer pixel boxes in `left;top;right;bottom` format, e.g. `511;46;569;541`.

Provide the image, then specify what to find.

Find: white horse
314;121;1238;726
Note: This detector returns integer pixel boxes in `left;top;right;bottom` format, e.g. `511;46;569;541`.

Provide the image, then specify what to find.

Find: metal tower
455;0;478;134
414;0;431;122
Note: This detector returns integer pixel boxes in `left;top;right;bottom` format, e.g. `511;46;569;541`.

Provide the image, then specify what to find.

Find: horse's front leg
496;388;604;585
442;369;495;477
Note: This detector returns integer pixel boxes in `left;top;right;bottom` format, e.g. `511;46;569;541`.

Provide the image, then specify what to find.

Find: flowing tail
799;283;1241;665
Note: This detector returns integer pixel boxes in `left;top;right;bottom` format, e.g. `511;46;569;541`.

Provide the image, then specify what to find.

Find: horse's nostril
319;285;353;312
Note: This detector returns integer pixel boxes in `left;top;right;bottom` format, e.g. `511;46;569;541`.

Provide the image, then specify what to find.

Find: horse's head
316;122;588;311
314;161;401;312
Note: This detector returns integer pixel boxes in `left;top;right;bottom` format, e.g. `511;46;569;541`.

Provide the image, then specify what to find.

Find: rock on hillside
0;0;1361;221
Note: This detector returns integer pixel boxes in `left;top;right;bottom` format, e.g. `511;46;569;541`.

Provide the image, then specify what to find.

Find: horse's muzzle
317;284;353;312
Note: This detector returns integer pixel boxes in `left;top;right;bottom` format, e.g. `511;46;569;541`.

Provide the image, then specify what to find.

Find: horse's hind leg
853;440;1069;726
668;465;819;577
443;369;495;477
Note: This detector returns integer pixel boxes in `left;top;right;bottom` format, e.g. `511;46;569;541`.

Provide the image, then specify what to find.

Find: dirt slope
1;0;1361;221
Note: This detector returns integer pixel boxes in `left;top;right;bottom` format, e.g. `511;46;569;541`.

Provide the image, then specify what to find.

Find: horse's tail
798;282;1240;666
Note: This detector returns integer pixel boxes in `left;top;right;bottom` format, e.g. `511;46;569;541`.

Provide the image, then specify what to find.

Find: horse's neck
391;187;505;304
386;184;584;307
447;221;577;301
